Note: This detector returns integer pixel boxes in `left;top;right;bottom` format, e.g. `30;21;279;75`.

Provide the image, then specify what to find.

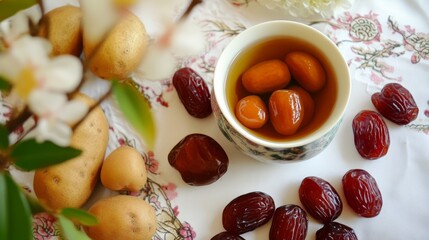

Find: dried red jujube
316;222;358;240
222;191;275;234
352;110;390;160
299;176;343;223
342;169;383;218
211;232;245;240
168;133;228;186
269;204;308;240
173;67;212;118
372;83;419;125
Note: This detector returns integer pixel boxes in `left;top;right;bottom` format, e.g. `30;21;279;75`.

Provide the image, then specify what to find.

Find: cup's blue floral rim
213;20;351;149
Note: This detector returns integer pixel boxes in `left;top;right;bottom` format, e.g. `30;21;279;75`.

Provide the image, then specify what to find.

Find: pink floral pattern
32;213;61;240
321;11;429;134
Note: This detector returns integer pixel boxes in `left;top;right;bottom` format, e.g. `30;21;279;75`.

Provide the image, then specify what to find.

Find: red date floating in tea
168;134;228;186
342;169;383;218
173;67;212;118
372;83;419;125
222;191;275;234
352;110;390;160
269;90;304;136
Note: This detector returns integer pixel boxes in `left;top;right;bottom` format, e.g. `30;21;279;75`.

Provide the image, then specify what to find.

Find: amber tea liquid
226;37;338;142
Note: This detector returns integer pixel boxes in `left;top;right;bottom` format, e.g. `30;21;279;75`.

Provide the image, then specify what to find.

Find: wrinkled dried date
173;67;212;118
222;191;275;234
372;83;419;125
269;204;308;240
168;133;228;186
316;222;358;240
352;110;390;160
342;169;383;218
210;232;245;240
299;176;343;223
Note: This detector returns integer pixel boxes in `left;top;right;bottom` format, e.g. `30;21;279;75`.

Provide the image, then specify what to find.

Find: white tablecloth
7;0;429;239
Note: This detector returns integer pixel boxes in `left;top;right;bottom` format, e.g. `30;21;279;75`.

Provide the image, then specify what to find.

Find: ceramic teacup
211;20;351;163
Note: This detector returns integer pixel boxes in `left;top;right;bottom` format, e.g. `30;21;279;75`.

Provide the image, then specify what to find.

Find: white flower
80;0;119;45
0;7;42;47
134;19;206;82
28;91;88;146
0;36;82;102
135;44;178;81
258;0;354;20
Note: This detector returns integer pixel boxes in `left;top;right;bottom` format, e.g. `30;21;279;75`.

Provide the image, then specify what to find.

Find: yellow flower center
14;68;38;100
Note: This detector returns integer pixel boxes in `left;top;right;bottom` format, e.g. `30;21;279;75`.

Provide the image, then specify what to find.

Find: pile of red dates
352;83;419;160
170;66;419;239
210;168;382;240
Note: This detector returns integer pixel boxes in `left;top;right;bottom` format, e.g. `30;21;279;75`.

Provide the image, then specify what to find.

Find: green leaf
60;208;98;226
58;215;91;240
0;172;32;240
112;81;156;149
0;125;8;150
0;173;7;240
0;77;12;92
0;0;37;22
10;139;82;171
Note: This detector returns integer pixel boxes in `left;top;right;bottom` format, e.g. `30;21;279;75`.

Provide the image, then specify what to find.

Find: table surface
7;0;429;239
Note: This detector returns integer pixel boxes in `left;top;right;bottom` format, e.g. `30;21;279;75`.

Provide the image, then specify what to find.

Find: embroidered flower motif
179;222;196;239
329;11;382;44
162;182;178;200
257;0;354;20
145;151;160;174
173;205;180;217
387;16;429;64
32;213;60;240
405;33;429;63
349;17;380;41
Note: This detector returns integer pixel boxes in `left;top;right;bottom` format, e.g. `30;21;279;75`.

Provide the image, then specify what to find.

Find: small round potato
101;146;147;192
85;195;157;240
83;10;149;80
38;5;83;56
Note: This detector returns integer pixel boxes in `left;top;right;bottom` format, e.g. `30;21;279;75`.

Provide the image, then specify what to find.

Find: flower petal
7;11;30;43
57;99;89;125
134;45;177;81
9;36;51;67
81;0;118;44
34;119;72;147
4;7;42;45
28;90;67;116
169;20;206;56
0;54;20;82
39;55;83;92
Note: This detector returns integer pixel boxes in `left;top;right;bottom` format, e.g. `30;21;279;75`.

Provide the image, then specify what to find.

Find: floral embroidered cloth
5;0;428;239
